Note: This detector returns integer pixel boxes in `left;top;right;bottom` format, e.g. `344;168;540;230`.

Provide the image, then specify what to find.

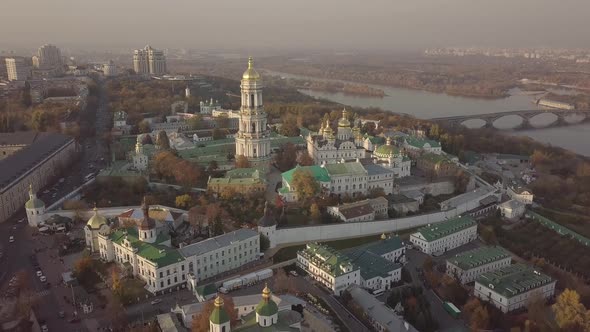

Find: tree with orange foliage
235;155;251;168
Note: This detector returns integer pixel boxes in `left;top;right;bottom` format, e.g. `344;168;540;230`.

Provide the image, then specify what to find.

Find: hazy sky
1;0;588;52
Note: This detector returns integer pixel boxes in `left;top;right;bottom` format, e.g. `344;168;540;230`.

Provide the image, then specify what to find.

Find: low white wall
273;210;457;247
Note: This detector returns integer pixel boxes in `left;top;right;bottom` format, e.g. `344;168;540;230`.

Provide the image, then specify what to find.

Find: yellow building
207;168;267;195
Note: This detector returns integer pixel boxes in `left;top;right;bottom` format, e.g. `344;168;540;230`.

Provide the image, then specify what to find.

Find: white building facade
446;246;512;284
474;264;556;313
180;229;260;283
410;216;478;255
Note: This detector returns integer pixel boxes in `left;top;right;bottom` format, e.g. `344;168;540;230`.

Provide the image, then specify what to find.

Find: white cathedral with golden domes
306;109;367;165
235;57;272;172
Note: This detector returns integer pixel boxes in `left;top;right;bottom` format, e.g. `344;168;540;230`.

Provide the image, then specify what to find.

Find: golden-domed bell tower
235;57;272;172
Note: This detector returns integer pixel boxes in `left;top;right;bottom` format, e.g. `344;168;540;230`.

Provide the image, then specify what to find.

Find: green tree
211;215;224;236
292;169;320;201
175;194;192;208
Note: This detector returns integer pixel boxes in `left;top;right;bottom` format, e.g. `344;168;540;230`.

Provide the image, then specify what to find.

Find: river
264;70;590;156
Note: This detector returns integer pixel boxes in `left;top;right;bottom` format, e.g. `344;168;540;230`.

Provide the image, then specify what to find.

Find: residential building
133;45;166;75
410;216;478;255
403;136;442;157
387;194;420;215
97;200;186;294
364;163;396;194
347;285;419;332
306;109;366;165
474;264;556;313
34;44;63;70
497;199;526;220
180;228;259;282
207;168;267;195
5;57;31;81
327;197;389;222
234;58;272;171
416;153;458;177
297;243;361;295
507;185;534;205
297;237;404;295
446;246;512;284
200;98;222;114
103;60;117;77
0;132;77;223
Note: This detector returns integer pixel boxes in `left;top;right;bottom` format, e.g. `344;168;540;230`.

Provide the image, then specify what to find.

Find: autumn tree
175;194;192;208
156;130;170;150
470;305;490;331
211;214;224;237
291;169;320;201
62;199;89;222
279;116;300;137
552;289;590;331
235;155;251;168
274;143;298;171
73;255;93;278
310;203;321;222
527;291;558;332
188;206;205;235
138;120;151;134
297;152;314;166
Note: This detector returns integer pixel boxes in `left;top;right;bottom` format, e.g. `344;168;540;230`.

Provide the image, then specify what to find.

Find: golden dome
262;283;272;299
87;207;107;229
242;57;261;81
338;109;351;127
214;295;224;307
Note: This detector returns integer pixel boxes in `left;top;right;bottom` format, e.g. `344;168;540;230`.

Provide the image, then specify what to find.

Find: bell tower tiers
235;57;272;172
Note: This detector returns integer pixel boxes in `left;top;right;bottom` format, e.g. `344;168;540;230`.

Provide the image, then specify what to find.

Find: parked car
36;270;43;277
41;324;48;332
150;299;162;305
289;270;298;277
39;276;47;283
9;236;14;243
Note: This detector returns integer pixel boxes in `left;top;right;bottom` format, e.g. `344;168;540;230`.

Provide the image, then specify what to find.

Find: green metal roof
255;299;279;316
447;246;511;270
526;211;590;247
324;162;367;176
208;168;265;186
405;136;441;148
298;243;357;277
419;153;451;164
475;263;554;299
374;144;401;158
282;165;330;185
344;248;401;280
110;228;183;268
210;306;230;324
25;196;45;209
414;216;477;242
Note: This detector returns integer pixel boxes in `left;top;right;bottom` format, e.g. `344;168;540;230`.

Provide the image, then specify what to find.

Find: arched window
222;326;226;332
250;94;255;107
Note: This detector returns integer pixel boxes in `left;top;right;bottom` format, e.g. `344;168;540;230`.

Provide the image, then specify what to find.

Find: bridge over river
431;109;590;130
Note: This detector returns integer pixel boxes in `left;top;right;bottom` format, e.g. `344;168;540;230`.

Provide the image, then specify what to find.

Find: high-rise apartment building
5;57;31;81
133;45;166;75
34;44;63;69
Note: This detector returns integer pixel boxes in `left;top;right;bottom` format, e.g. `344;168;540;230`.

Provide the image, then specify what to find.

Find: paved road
0;77;111;331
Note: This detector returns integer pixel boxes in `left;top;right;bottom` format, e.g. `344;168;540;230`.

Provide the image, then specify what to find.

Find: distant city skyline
1;0;589;52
